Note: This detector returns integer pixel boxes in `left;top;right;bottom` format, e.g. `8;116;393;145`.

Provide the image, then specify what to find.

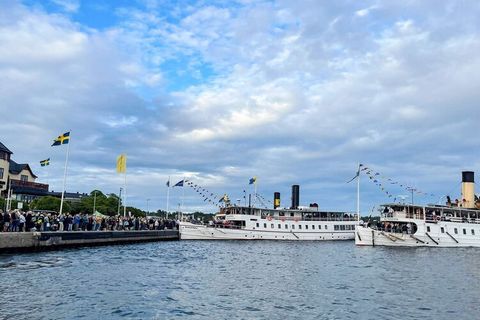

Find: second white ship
180;185;359;240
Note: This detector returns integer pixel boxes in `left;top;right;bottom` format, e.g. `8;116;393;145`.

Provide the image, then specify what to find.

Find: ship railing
268;217;358;222
210;224;243;229
425;216;480;224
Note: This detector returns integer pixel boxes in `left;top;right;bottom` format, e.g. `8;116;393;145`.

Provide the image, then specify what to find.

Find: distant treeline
2;190;214;218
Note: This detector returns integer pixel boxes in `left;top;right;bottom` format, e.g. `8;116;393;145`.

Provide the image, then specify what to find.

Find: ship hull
180;223;355;241
356;224;480;247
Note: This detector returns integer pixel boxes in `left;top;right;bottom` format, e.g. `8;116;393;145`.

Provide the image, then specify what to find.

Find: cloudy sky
1;0;479;214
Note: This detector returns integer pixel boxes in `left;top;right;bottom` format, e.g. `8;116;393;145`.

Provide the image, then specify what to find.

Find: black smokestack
291;185;299;209
274;192;280;209
462;171;474;183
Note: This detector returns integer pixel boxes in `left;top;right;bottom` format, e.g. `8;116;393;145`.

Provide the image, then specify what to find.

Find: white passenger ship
180;185;359;240
356;171;480;247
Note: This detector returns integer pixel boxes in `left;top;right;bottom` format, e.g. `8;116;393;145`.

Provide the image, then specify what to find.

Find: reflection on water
1;241;479;319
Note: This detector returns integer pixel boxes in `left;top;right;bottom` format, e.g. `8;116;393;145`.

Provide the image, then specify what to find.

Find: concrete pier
0;230;179;253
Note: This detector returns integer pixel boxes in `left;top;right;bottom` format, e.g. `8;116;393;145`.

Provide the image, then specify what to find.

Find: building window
440;227;444;233
463;229;466;235
454;228;458;234
0;167;3;179
21;175;28;182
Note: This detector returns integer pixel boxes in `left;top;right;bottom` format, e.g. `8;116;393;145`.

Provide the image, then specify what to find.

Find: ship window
271;224;274;229
292;225;295;229
278;224;281;229
427;226;431;232
340;225;346;230
298;225;302;229
256;223;259;228
318;225;321;230
472;229;475;235
454;228;458;234
334;225;339;231
290;213;294;217
312;225;315;230
305;225;308;230
264;223;267;228
325;225;328;230
285;224;288;229
463;229;466;235
440;227;444;233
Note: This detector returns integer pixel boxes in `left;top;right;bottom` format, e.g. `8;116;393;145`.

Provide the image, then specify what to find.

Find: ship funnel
291;185;300;209
274;192;280;209
461;171;475;208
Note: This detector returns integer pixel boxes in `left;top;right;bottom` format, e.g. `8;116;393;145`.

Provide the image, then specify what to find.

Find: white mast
166;176;170;219
357;163;360;222
181;176;185;220
123;168;127;217
59;133;71;216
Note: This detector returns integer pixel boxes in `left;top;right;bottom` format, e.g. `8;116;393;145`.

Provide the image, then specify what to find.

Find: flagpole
357;163;360;222
181;176;185;220
123;170;127;217
254;181;257;207
59;134;71;216
45;161;50;189
166;176;170;219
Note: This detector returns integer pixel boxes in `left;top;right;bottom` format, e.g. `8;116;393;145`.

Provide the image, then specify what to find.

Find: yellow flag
116;154;127;173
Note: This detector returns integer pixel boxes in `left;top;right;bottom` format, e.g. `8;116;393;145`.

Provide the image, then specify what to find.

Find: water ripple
1;241;480;319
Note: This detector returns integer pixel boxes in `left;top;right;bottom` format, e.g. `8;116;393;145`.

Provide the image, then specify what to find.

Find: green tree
30;196;70;212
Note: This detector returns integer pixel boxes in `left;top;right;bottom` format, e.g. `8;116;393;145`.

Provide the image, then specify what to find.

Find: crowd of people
0;209;178;232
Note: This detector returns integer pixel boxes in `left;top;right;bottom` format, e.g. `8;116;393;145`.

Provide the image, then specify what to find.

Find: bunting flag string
359;164;436;202
255;193;274;209
186;180;228;209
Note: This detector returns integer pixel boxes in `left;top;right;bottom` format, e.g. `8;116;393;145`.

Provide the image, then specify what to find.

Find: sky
1;0;479;214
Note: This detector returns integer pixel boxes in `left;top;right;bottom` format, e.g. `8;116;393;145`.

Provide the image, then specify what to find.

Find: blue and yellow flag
116;154;127;173
174;180;184;187
249;176;257;185
40;158;50;166
52;132;70;146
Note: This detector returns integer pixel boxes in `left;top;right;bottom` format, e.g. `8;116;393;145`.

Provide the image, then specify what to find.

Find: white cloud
2;0;480;212
50;0;80;13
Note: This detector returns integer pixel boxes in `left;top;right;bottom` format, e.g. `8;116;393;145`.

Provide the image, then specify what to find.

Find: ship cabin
214;205;357;229
377;203;480;234
381;203;480;223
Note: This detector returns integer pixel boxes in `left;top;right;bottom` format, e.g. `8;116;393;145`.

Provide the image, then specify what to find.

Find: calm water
1;241;479;320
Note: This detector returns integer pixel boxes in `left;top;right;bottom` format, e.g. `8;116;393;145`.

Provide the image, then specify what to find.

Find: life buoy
267;215;273;221
435;216;441;222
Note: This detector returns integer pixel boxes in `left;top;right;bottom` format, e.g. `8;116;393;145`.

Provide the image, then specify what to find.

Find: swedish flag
40;158;50;166
52;132;70;146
